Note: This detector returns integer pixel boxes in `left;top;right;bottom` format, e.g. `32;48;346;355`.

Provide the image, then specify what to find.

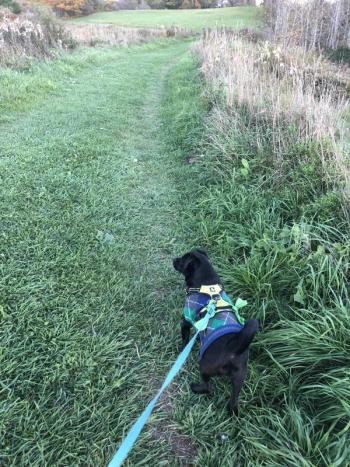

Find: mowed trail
0;41;197;465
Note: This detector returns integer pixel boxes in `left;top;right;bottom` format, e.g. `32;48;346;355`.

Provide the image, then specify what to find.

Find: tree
42;0;105;16
179;0;201;8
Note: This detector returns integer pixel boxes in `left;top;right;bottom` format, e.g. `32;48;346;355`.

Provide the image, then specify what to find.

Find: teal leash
108;300;217;467
108;331;199;467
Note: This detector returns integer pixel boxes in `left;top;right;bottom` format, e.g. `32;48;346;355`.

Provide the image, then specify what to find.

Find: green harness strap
231;297;247;326
184;284;247;327
192;299;217;331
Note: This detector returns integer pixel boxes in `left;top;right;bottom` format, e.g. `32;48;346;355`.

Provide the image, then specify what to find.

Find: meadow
1;3;349;466
70;6;260;30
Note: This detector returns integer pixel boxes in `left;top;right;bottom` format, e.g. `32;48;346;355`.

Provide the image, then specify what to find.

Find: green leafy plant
240;158;250;177
0;0;21;14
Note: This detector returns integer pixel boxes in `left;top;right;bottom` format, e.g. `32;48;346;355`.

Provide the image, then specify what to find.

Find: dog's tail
227;319;259;355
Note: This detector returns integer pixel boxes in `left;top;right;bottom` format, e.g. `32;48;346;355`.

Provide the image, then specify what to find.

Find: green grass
1;33;349;466
161;54;350;465
70;6;260;30
0;40;204;465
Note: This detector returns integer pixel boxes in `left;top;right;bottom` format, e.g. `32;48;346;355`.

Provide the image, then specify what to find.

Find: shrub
0;6;76;68
45;0;86;16
0;0;21;14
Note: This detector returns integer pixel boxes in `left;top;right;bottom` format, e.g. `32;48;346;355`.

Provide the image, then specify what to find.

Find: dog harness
183;284;246;359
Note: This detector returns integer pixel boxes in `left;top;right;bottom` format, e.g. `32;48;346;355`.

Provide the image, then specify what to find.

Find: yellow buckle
199;284;222;296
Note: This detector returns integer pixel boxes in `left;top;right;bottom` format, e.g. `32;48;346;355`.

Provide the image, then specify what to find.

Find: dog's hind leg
191;374;211;394
228;367;247;416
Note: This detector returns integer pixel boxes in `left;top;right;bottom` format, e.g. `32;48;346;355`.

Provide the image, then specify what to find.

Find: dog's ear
182;254;195;271
192;248;208;258
173;252;198;274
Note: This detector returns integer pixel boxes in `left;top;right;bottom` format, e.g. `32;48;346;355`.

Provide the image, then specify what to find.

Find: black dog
173;248;258;415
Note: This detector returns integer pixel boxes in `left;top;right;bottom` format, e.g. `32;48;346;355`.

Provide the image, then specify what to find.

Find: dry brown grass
0;6;75;67
65;23;191;47
0;7;190;68
194;28;350;199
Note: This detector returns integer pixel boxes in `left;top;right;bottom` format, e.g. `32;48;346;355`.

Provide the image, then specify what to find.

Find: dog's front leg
191;374;211;394
180;318;191;350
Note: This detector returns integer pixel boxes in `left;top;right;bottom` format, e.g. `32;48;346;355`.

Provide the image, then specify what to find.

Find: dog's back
199;319;258;377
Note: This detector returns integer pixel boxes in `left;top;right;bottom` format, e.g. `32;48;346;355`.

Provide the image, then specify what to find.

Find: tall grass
65;22;190;46
159;26;350;465
195;29;350;202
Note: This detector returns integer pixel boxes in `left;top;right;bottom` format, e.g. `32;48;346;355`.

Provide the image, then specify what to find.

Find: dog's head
173;248;220;287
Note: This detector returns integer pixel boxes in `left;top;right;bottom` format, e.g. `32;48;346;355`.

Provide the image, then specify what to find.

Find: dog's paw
190;382;211;395
227;402;238;417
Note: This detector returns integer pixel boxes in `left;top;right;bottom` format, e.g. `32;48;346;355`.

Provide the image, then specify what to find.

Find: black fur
173;249;258;416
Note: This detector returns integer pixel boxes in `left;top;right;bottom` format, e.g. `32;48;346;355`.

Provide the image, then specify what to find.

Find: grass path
0;41;205;465
2;30;349;467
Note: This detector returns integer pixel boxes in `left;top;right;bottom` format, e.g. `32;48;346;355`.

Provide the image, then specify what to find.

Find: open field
70;6;260;30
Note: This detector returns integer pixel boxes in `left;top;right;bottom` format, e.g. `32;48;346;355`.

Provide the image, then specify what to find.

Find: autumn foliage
46;0;84;15
39;0;102;16
38;0;216;16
